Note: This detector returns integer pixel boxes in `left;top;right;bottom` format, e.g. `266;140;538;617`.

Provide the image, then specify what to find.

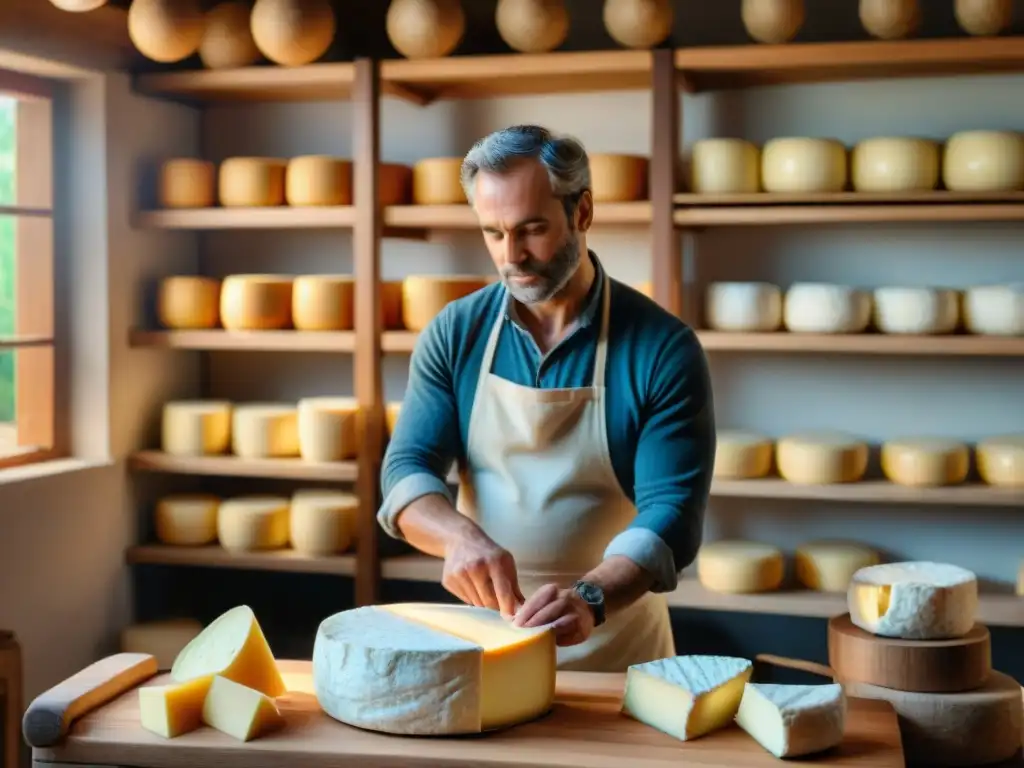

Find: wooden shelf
674;200;1024;226
383;201;652;230
126;545;357;575
128;451;358;482
134;206;356;230
129;329;356;352
712;479;1023;507
698;332;1024;357
674;191;1024;206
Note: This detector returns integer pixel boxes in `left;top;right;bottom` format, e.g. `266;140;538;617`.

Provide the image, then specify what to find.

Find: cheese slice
621;655;753;741
736;682;847;758
138;676;213;739
202;675;284;742
312;603;556;735
794;541;880;592
848;561;978;640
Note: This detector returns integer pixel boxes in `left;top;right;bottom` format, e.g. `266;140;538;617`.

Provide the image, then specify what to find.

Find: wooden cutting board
34;660;904;768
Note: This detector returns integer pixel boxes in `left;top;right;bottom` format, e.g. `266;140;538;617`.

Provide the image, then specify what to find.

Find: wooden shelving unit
128;330;357;353
129;451;358;482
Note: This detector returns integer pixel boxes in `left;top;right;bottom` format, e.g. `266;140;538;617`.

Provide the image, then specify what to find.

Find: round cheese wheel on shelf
161;400;232;456
127;0;205;63
851;137;940;192
495;0;569;53
158;276;221;329
250;0;336;67
218;157;288;207
385;401;402;435
859;0;920;39
412;158;467;205
962;284;1023;336
220;274;293;330
881;438;970;487
231;403;300;458
382;280;405;329
975;434;1024;487
872;287;959;335
297;396;359;462
285;156;352;207
761;138;847;193
198;1;260;69
795;541;880;592
159;159;215;208
380;163;414;206
713;430;773;479
689;138;760;194
602;0;673;49
290;489;358;555
776;431;869;485
696;540;784;594
154;493;220;545
386;0;465;59
706;282;782;332
292;275;354;331
588;154;648;202
120;619;204;670
741;0;804;44
943;130;1024;192
955;0;1014;36
402;275;489;332
217;495;291;552
783;283;872;334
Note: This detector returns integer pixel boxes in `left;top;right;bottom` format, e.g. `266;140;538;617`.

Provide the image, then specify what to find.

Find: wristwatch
571;580;606;627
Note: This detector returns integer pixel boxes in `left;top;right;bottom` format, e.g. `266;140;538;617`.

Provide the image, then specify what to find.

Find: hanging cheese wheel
603;0;673;49
158;276;221;329
402;275;489;331
741;0;805;44
496;0;569;53
286;156;353;206
859;0;920;40
292;275;355;331
386;0;465;60
250;0;336;67
588;154;648;202
127;0;206;63
199;2;261;70
48;0;108;11
381;281;404;329
158;159;215;208
219;157;288;207
955;0;1013;36
412;158;467;205
380;163;414;205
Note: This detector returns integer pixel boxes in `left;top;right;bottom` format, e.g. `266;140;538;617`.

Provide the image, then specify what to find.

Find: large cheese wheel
161;400;232;456
705;282;782;332
741;0;805;44
158;159;215;208
296;396;359;462
696;540;785;594
495;0;569;53
412;158;467;205
689;139;760;194
382;280;405;329
158;276;221;330
292;275;354;331
127;0;205;63
588;154;648;202
289;489;358;555
231;403;300;458
881;438;970;487
285;156;352;206
962;284;1023;335
154;494;220;545
220;274;293;330
794;541;880;592
218;157;288;207
385;401;402;435
943;130;1024;192
380;163;414;206
250;0;336;67
761;138;847;193
386;0;465;59
713;430;773;479
872;287;959;335
217;496;291;551
402;275;489;331
120;619;204;670
851;137;939;192
955;0;1014;36
776;431;869;484
602;0;673;49
859;0;920;39
198;1;261;69
975;434;1024;487
783;283;871;334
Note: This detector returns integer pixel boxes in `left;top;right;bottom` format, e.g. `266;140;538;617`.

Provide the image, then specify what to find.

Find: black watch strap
572;580;606;627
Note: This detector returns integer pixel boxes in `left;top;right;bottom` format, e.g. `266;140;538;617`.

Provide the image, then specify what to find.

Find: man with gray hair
377;125;715;672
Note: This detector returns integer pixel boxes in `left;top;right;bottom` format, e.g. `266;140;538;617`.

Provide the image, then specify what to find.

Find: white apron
455;279;676;672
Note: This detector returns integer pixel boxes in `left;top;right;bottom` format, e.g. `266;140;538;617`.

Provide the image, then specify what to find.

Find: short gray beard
500;228;581;304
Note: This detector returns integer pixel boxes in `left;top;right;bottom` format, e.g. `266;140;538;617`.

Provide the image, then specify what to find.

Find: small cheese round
872;287;959;335
881;438;970;487
776;431;869;485
292;274;354;331
943;130;1024;192
495;0;570;53
795;541;880;592
705;282;783;332
859;0;920;39
402;275;489;331
285;156;353;206
588;154;649;202
296;396;359;462
382;280;405;329
386;0;465;59
120;619;204;670
412;157;467;205
289;489;358;555
231;403;300;458
161;400;232;456
955;0;1014;36
250;0;336;67
159;158;215;208
127;0;205;63
697;540;785;594
154;493;221;545
218;157;288;207
783;283;872;334
602;0;673;49
217;496;291;552
198;1;261;69
690;138;760;194
714;430;773;479
975;434;1024;488
385;401;402;435
219;274;293;330
851;137;940;192
157;276;221;330
761;137;847;193
741;0;805;44
962;283;1023;336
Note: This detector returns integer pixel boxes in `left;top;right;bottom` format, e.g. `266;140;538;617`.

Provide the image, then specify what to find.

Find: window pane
0;346;53;457
0;95;12;206
0;214;11;335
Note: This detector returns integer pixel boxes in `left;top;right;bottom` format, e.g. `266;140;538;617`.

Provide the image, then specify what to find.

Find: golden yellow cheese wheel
297;397;360;462
859;0;920;40
250;0;336;67
286;156;353;206
762;138;848;193
161;401;233;457
412;158;467;205
154;494;221;546
159;159;216;209
217;496;291;551
128;0;205;63
158;276;221;330
49;0;109;10
697;540;785;594
380;163;414;206
690;139;760;194
976;435;1024;488
292;274;354;331
381;281;405;329
955;0;1013;35
714;430;774;480
603;0;673;49
794;541;880;592
199;2;261;69
943;131;1024;192
289;489;358;555
219;157;288;207
386;0;465;59
881;438;970;488
589;154;649;202
851;137;940;193
495;0;570;53
220;274;293;330
741;0;805;44
232;404;300;458
385;402;402;435
776;431;869;485
402;275;489;332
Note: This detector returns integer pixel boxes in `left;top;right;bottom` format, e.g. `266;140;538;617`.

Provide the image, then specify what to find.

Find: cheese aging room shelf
128;452;359;483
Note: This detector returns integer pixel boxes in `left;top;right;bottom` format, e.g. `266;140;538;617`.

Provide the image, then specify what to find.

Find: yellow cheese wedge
154;494;220;546
157;276;221;329
881;437;970;487
202;675;285;742
138;676;213;739
794;540;880;592
697;540;784;594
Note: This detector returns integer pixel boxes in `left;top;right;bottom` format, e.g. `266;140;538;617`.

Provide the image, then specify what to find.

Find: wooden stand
0;631;22;768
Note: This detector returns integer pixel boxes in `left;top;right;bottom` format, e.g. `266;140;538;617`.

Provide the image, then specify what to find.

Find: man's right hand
442;531;525;618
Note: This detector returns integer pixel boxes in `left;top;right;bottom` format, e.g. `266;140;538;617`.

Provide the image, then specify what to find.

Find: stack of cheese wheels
218;157;288;207
783;283;872;334
296;396;359;462
292;275;354;331
975;434;1024;487
289;489;358;555
588;154;649;202
217;495;291;552
385;401;402;435
943;130;1024;192
220;275;293;330
412;158;466;205
381;281;405;329
158;159;215;208
850;137;939;193
705;282;782;332
689;139;760;194
120;618;204;671
231;403;299;459
696;540;785;594
285;156;352;206
776;430;869;484
880;438;970;487
962;283;1023;336
761;138;847;193
794;540;880;592
836;561;1023;767
402;275;489;331
872;286;959;334
713;430;773;479
158;276;221;329
161;400;232;456
154;493;220;545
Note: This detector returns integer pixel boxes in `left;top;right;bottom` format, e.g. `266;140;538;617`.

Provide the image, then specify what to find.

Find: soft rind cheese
735;682;847;758
851;137;939;192
161;400;232;456
312;603;556;735
158;276;221;329
296;396;358;462
285;156;352;207
962;283;1023;336
121;619;204;671
783;283;872;334
289;489;358;555
776;431;869;484
291;274;354;331
705;282;783;332
217;496;291;552
219;274;293;331
154;494;220;546
943;130;1024;192
881;438;970;487
761;138;847;193
794;541;880;592
848;561;978;640
713;430;773;479
621;655;754;741
697;540;784;594
975;434;1024;487
218;157;288;207
138;676;213;739
232;403;299;458
690;139;761;194
202;675;285;742
872;287;960;335
158;159;215;209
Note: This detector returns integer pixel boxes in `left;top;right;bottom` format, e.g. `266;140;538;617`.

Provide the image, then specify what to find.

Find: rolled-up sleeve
603;326;715;592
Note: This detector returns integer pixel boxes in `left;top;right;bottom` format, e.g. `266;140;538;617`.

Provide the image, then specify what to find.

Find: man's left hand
511;583;595;646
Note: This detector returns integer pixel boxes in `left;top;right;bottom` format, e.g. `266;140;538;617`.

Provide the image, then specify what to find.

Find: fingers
512;583;559;627
443;546;521;613
490;551;523;617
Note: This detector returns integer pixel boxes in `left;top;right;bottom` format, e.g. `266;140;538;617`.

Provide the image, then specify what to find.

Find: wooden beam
649;49;682;319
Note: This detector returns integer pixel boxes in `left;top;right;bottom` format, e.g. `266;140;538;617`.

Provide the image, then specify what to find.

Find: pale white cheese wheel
962;283;1023;335
943;130;1024;192
705;282;783;332
783;283;871;334
872;287;960;335
161;400;232;456
881;438;970;487
157;276;221;329
588;154;648;202
217;495;291;552
776;431;869;484
851;137;940;192
697;540;784;594
296;396;359;462
158;158;215;208
761;138;847;193
285;156;352;206
292;274;354;331
220;274;293;330
714;430;773;479
154;493;220;545
690;139;760;194
231;403;300;458
385;401;402;435
402;275;489;332
412;157;467;205
975;434;1024;487
289;489;358;555
120;619;204;670
794;541;880;592
218;156;288;207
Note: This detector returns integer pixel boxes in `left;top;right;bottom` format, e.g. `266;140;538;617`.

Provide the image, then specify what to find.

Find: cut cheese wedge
138;676;213;739
735;682;847;758
622;655;753;741
312;603;555;735
202;675;285;742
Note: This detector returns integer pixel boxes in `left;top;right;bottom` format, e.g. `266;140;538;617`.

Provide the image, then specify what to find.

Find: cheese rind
784;283;872;333
776;431;869;484
735;682;847;758
289;489;357;555
161;400;232;456
217;496;290;552
232;403;299;458
138;676;213;739
697;540;784;594
202;675;284;742
713;430;773;479
296;396;358;462
622;655;754;741
795;541;880;592
975;434;1024;487
705;282;782;332
154;494;220;546
881;438;970;487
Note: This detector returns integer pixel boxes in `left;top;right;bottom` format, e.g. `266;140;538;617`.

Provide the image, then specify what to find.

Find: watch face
576;581;602;604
